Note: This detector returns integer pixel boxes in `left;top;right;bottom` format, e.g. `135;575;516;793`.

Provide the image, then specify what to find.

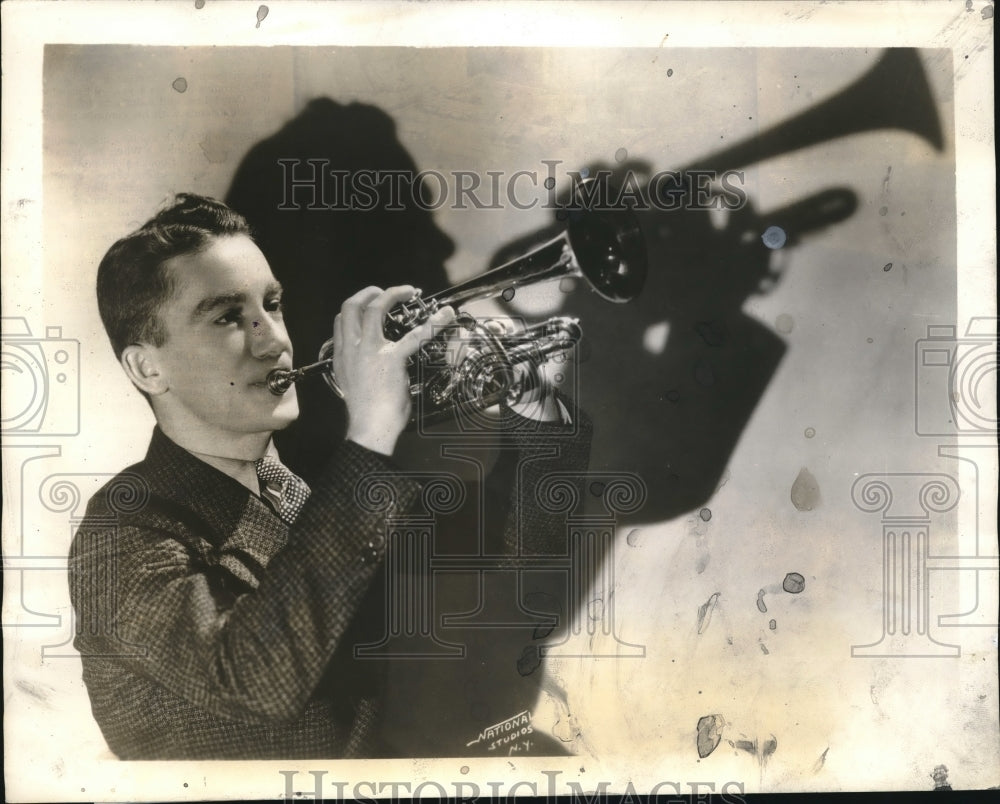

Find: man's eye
265;298;284;314
215;310;242;325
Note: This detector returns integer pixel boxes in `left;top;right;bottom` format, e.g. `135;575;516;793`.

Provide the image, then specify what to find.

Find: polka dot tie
254;455;312;524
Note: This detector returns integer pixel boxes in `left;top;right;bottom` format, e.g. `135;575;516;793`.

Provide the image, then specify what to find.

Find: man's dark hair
96;193;251;360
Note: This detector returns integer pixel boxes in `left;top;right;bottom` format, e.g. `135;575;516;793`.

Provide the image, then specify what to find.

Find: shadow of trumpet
492;169;859;525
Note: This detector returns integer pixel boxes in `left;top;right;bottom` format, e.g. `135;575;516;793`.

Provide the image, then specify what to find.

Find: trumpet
266;200;647;422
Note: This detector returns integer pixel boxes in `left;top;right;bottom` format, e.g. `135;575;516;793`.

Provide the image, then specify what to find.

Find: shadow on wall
226;99;572;759
221;47;941;756
226;98;454;483
491;169;857;525
489;46;942;525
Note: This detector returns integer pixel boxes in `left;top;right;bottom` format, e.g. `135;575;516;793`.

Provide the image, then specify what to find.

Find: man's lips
250;367;292;387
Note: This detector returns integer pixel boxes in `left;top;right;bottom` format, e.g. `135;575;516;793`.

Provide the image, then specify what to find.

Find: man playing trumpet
70;193;590;759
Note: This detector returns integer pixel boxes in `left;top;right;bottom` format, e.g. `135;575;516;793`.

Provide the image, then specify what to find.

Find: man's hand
333;285;454;456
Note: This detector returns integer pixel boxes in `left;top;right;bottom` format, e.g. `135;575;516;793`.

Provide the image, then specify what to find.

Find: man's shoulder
82;458;155;521
80;426;219;525
70;458;166;577
71;451;216;570
78;429;208;532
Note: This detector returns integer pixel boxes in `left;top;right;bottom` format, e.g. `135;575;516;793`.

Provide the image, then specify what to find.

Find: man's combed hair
96;193;251;359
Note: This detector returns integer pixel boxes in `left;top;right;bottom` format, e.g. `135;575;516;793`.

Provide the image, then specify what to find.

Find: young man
70;194;590;759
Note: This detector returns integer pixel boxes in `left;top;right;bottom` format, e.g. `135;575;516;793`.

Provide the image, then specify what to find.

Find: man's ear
120;344;168;396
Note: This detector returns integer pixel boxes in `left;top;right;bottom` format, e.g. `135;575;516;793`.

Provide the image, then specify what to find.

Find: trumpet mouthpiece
266;368;295;395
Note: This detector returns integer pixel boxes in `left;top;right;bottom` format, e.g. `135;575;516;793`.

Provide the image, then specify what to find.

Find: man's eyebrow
191;292;247;320
190;282;284;321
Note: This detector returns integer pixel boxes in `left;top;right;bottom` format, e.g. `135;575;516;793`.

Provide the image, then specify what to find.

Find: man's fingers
331;313;351;396
430;305;457;327
395;305;456;357
362;285;419;341
333;313;344;351
340;286;383;340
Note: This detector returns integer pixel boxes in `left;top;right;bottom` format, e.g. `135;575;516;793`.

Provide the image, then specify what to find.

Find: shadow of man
225;70;910;753
226;99;579;757
226;98;454;483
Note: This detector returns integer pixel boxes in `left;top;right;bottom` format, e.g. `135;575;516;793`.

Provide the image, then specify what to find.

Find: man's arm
71;286;454;725
72;437;418;725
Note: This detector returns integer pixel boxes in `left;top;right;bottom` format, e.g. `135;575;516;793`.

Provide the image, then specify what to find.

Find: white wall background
3;15;996;799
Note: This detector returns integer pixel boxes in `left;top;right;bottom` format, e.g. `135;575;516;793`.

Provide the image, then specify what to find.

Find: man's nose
249;313;292;360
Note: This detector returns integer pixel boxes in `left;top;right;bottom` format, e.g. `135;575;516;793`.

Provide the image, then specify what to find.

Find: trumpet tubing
267;198;644;424
265;315;584;423
266;48;942;424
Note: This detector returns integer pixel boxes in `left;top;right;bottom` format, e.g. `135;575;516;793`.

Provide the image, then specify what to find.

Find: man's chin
270;396;300;430
271;413;299;431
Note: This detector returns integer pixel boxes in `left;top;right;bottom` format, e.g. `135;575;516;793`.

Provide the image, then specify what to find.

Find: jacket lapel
140;427;289;589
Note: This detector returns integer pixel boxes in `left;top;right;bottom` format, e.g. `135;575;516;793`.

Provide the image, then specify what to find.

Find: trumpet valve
554;316;583;343
481;318;511;337
386;292;441;339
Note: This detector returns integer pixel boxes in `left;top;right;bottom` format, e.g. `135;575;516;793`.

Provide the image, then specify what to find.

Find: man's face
149;234;299;438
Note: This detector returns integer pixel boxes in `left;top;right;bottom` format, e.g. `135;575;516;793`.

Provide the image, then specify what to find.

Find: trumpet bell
567;207;648;302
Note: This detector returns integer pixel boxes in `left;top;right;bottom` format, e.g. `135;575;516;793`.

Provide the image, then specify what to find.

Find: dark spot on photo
696;714;725;758
516;645;541;676
791;467;821;511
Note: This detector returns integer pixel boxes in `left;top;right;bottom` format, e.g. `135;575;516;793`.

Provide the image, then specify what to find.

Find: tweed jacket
69;412;592;760
69;426;424;760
